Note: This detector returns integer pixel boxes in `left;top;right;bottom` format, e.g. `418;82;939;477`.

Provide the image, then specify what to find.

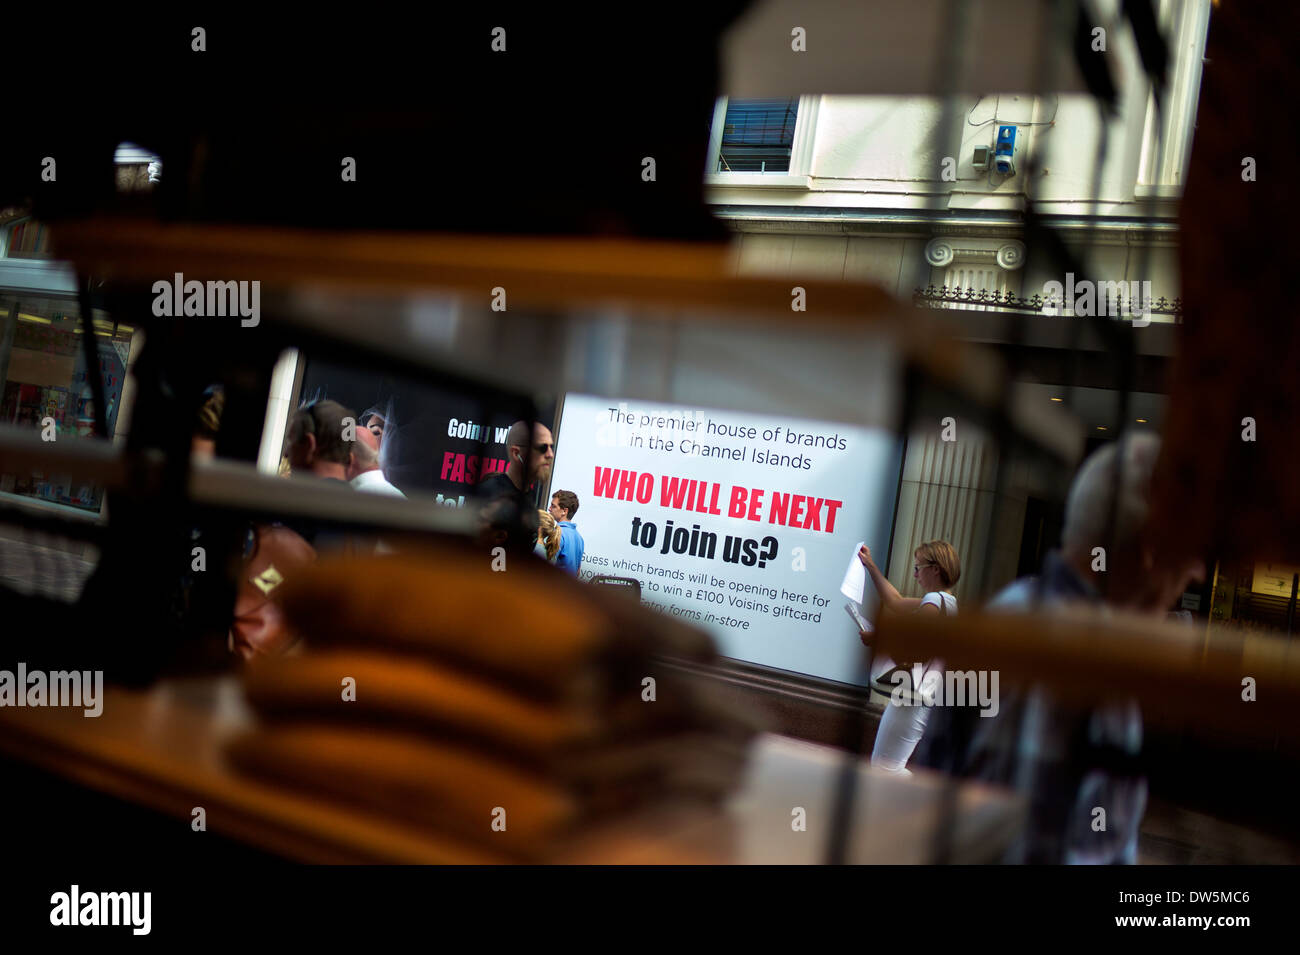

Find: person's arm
858;545;922;614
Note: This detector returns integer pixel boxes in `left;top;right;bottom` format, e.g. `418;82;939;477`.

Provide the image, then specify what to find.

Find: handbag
230;523;316;659
869;593;947;705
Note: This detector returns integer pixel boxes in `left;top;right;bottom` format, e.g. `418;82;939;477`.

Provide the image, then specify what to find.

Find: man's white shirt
350;469;405;497
350;469;404;555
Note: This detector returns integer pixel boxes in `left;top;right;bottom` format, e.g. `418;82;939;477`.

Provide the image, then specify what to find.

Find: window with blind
718;98;799;173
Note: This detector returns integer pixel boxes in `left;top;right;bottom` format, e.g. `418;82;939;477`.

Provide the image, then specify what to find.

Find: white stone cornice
711;209;1179;245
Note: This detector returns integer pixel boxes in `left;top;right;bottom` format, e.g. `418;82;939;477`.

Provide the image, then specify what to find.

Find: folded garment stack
225;544;763;860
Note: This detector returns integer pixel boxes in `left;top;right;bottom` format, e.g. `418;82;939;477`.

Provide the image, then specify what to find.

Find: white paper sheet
840;540;867;605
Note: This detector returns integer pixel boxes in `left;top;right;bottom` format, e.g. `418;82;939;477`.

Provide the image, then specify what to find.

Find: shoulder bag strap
917;594;948;688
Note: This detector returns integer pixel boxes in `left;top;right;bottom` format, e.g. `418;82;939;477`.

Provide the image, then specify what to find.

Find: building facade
705;0;1212;602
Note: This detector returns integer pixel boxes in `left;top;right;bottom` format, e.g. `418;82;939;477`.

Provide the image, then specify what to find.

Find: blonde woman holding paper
857;540;961;774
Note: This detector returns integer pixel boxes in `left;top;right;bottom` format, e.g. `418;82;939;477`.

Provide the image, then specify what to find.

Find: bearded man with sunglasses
475;420;555;557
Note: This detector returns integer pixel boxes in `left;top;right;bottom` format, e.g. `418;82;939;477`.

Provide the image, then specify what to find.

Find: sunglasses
534;443;555;454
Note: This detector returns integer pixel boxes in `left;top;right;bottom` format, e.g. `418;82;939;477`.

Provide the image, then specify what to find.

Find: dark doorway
1017;496;1064;578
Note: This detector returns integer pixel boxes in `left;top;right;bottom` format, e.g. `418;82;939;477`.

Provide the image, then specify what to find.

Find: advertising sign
298;359;546;508
550;394;902;686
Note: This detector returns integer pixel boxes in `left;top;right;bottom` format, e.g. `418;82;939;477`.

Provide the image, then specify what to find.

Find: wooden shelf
0;427;476;536
54;219;899;321
873;607;1300;736
48;217;1083;463
0;677;1023;864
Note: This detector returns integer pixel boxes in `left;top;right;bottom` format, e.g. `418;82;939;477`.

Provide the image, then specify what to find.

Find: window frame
1135;0;1212;197
0;280;140;522
705;95;819;188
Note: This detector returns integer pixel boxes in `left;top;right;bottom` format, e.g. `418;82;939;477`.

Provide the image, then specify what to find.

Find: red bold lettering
661;475;689;509
593;467;620;499
728;485;748;518
617;470;637;501
824;499;843;533
768;491;790;526
789;495;806;527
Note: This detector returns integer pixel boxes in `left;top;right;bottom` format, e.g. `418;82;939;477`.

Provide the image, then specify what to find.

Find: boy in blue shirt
548;490;585;576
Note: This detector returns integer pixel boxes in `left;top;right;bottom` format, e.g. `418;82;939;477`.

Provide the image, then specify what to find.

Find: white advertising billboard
550;394;902;686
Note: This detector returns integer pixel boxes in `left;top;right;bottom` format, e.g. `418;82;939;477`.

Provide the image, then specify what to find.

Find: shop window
0;294;135;514
2;218;54;259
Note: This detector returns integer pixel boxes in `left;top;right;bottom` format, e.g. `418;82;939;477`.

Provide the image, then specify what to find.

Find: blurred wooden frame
872;609;1300;739
55;219;894;319
49;217;1082;465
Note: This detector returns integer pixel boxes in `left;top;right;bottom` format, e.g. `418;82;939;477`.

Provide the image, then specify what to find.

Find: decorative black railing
913;285;1184;319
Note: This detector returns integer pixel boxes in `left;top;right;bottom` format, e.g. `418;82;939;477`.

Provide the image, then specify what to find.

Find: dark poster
297;358;554;509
